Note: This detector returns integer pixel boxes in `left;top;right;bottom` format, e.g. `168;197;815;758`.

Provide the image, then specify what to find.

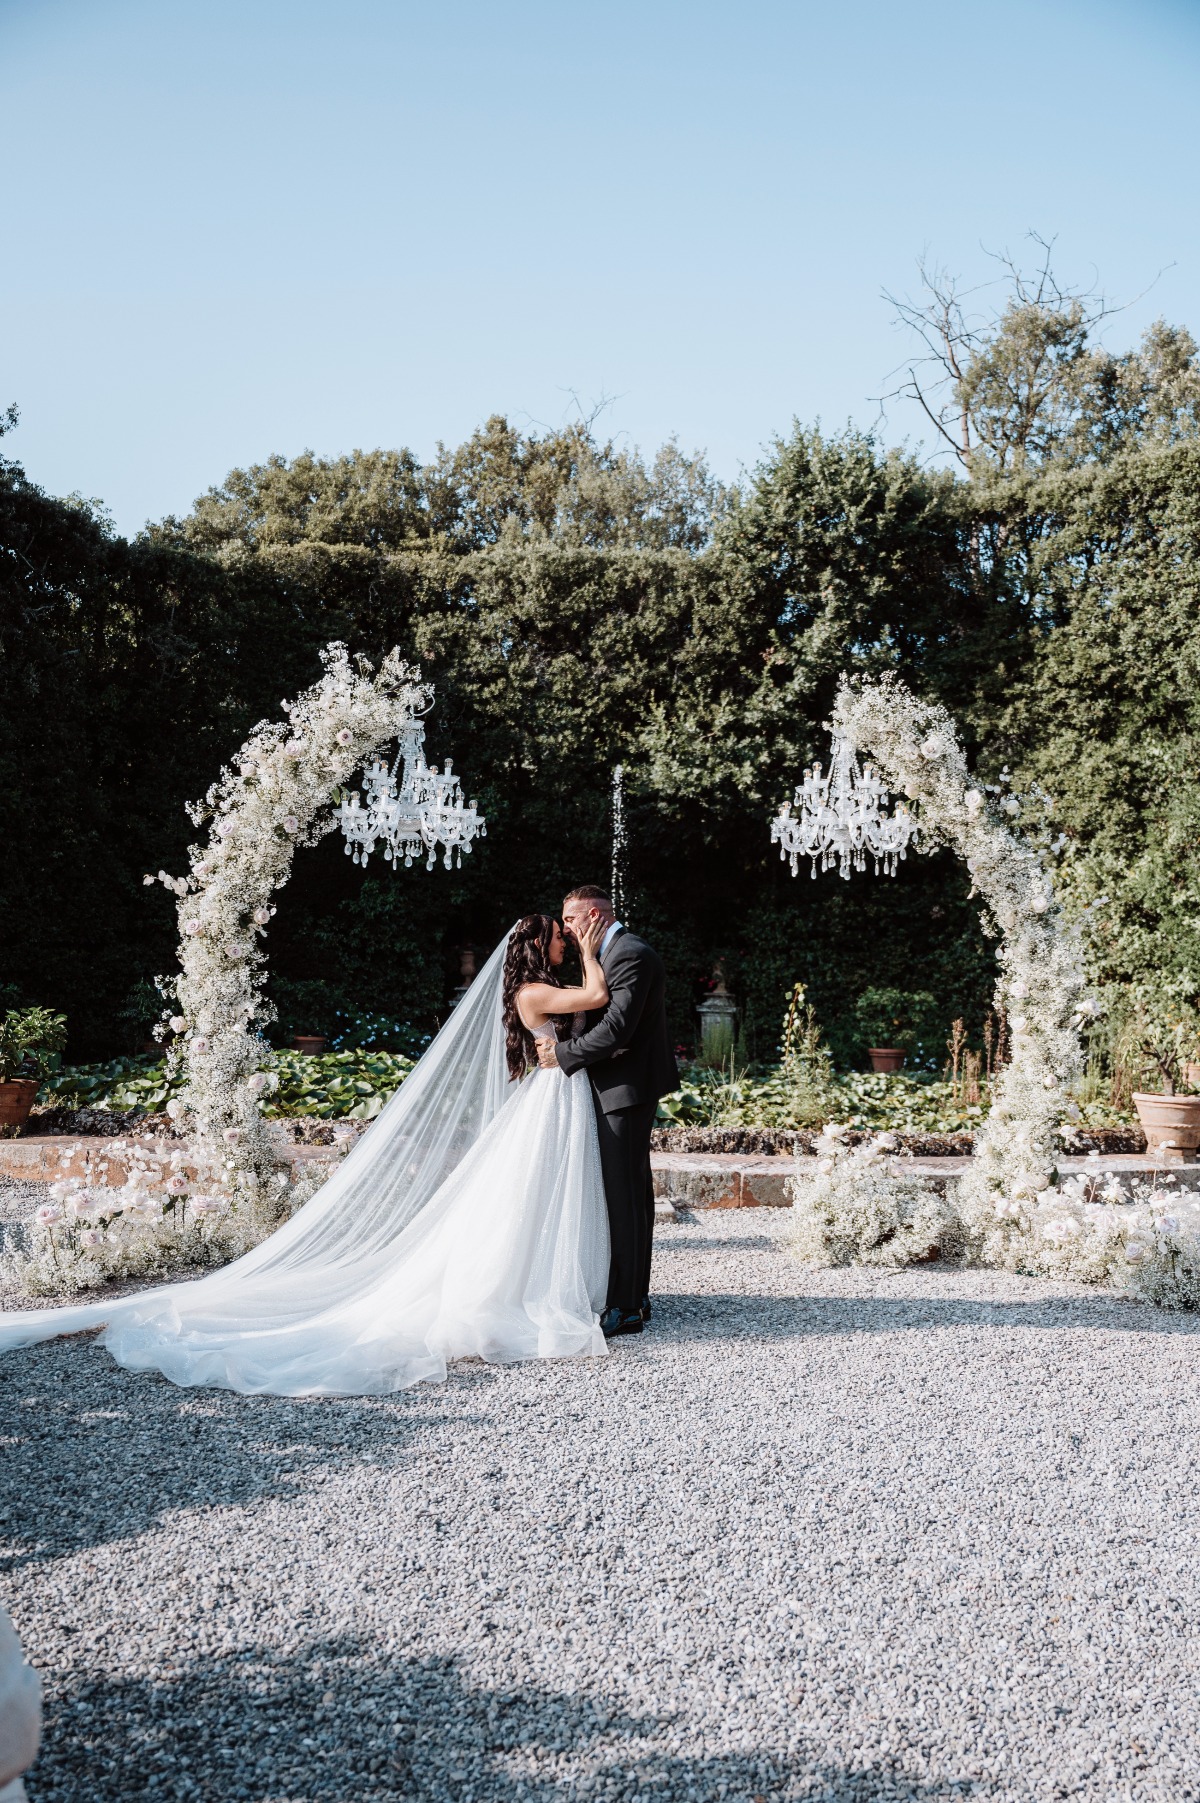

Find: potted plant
0;1006;68;1135
1125;989;1200;1162
292;1033;328;1056
852;986;938;1074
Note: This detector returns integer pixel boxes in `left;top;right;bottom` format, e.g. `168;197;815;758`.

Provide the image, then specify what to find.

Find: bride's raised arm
516;915;609;1029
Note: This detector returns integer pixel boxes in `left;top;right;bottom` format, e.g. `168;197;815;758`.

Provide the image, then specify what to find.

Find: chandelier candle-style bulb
771;730;916;880
337;719;485;871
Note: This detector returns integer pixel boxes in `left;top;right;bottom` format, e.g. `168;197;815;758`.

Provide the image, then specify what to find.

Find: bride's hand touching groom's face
575;915;607;959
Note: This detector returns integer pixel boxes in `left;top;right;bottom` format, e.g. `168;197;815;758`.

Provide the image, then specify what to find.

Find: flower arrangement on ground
790;1124;961;1267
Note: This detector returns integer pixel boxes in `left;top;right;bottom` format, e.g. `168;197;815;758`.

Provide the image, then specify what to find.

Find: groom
536;885;678;1338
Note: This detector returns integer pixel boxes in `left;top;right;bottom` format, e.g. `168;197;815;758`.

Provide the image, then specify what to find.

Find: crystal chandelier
336;720;486;871
771;730;915;880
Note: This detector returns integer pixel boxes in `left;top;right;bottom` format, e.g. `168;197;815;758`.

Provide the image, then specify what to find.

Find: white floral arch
830;673;1086;1254
150;643;436;1228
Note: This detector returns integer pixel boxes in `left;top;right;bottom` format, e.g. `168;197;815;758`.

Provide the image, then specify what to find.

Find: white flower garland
796;676;1200;1308
831;672;1086;1251
157;642;433;1215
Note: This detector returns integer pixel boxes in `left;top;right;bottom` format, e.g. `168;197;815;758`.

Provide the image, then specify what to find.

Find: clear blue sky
3;0;1199;535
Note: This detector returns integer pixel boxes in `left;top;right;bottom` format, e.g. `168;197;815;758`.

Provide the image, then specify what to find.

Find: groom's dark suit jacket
555;926;678;1111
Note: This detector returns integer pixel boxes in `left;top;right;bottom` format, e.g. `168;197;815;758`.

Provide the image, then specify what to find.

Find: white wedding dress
0;934;610;1395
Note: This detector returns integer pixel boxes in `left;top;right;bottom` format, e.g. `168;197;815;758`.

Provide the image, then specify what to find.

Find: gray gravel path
2;1199;1199;1803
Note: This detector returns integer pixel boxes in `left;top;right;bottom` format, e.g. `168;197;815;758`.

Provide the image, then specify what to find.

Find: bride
0;916;613;1395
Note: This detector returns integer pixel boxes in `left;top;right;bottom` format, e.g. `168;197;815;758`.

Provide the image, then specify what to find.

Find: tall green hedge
3;418;1198;1063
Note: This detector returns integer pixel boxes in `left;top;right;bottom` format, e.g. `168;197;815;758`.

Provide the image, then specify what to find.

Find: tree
884;236;1200;474
164;416;729;559
995;441;1200;1000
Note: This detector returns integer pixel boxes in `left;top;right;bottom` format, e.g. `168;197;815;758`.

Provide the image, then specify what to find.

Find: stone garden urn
697;965;738;1059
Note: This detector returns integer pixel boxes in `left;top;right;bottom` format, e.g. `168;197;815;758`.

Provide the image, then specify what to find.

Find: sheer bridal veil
0;930;516;1351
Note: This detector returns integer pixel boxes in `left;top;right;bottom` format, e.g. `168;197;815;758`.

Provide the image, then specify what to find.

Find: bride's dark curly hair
502;914;565;1081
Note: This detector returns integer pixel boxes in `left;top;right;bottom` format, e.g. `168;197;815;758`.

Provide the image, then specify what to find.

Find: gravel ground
2;1191;1200;1803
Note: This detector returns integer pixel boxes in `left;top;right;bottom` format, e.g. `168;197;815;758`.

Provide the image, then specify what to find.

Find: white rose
169;1016;187;1034
217;818;237;838
246;1072;268;1094
183;918;203;936
336;729;353;746
253;907;271;926
1124;1240;1148;1264
80;1228;104;1249
963;789;984;815
223;1127;243;1144
283;815;300;834
35;1204;63;1227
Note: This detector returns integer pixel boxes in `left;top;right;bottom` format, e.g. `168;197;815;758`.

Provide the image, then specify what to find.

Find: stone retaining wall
4;1136;1194;1213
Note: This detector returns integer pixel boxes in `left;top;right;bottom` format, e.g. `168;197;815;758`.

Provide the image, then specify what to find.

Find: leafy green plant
262;1049;415;1119
778;982;836;1126
40;1054;182;1113
42;1047;416;1121
327;1010;432;1057
852;987;941;1058
1118;985;1200;1097
656;1060;1134;1135
0;1006;68;1083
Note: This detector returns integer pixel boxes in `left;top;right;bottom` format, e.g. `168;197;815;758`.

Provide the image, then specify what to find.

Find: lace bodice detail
530;1023;558;1041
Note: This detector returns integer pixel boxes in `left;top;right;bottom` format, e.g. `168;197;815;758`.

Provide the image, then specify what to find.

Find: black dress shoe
600;1306;644;1338
640;1296;652;1323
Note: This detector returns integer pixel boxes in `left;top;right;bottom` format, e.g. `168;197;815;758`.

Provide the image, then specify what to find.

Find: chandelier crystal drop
336;720;486;871
771;730;916;880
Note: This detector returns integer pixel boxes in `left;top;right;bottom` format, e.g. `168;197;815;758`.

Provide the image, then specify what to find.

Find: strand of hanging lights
771;729;916;879
610;764;628;919
337;719;486;871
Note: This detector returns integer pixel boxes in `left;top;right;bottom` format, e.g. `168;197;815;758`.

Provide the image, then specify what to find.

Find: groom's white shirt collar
600;920;623;957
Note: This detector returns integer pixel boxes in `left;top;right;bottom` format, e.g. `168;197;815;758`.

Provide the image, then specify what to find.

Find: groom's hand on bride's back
535;1037;560;1071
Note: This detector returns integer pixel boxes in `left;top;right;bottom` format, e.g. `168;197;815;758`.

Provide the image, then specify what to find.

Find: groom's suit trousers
591;1096;657;1313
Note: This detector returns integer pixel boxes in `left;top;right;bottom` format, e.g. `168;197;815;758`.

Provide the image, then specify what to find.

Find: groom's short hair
564;884;613;911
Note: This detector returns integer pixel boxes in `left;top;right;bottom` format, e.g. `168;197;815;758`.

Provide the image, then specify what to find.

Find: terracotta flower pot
868;1047;906;1074
292;1034;327;1056
0;1078;39;1134
1132;1091;1200;1162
